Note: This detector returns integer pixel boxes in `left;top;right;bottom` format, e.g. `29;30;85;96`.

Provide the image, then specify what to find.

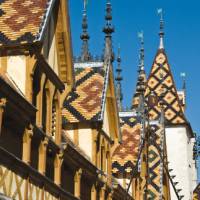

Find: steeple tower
131;32;146;109
80;2;91;62
115;46;123;111
103;0;114;64
158;8;164;49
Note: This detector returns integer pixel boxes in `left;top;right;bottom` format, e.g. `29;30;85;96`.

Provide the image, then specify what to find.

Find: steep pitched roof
0;0;55;48
112;112;141;178
62;63;108;123
145;49;186;124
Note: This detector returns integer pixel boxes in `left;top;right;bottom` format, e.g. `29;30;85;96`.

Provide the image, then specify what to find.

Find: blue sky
68;0;200;177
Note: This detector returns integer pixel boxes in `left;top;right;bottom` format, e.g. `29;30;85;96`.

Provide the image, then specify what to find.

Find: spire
103;0;114;64
132;32;146;109
115;45;123;111
158;8;164;49
80;3;91;62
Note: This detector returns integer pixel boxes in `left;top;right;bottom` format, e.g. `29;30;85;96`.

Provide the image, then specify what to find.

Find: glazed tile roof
0;0;54;48
112;113;141;178
62;64;107;123
145;49;186;124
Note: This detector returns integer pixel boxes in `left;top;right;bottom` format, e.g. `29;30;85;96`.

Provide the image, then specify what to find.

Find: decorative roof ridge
38;0;56;42
99;63;110;121
74;61;104;69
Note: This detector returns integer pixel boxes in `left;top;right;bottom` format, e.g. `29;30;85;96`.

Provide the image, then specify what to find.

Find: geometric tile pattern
62;66;106;123
147;124;163;199
146;124;169;200
112;115;141;178
145;49;186;124
0;0;52;47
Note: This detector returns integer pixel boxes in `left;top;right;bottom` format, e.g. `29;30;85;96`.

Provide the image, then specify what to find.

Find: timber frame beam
0;98;6;134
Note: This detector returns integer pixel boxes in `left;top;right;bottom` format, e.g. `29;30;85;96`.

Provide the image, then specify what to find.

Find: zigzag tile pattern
0;0;51;47
147;124;168;200
145;49;186;124
62;66;105;123
112;115;141;178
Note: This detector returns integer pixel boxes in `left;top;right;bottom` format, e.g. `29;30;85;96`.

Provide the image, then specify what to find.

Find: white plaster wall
66;129;74;141
102;102;110;137
117;179;133;195
166;127;197;200
78;128;92;159
48;35;59;75
7;56;26;94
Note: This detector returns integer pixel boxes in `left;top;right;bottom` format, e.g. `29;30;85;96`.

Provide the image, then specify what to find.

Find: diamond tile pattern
62;66;105;123
0;0;51;47
112;115;141;178
145;49;186;124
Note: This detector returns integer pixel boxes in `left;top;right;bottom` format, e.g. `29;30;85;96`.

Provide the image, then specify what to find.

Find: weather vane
83;0;88;9
138;31;144;43
157;8;163;20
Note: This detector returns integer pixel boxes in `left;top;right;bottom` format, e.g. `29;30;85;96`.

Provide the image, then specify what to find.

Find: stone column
22;125;33;164
38;137;48;174
100;185;106;200
0;98;6;134
108;191;113;200
54;151;63;186
92;128;98;166
74;168;82;198
91;184;97;200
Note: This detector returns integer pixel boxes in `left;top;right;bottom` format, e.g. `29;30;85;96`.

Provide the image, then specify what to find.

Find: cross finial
157;8;164;49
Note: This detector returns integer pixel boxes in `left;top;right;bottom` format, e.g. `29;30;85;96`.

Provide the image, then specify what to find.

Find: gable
145;49;186;124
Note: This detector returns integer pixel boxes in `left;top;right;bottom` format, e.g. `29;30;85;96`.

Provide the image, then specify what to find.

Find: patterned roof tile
112;114;141;178
62;65;106;123
145;49;186;124
0;0;54;47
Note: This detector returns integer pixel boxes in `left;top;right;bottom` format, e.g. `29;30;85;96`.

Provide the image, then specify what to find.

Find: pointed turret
115;46;123;111
145;10;186;124
103;0;114;64
131;32;146;109
80;3;91;62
